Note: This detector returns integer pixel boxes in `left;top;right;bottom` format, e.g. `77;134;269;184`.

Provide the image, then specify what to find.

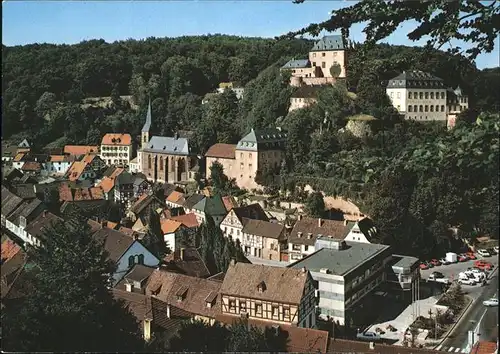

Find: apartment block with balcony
288;238;392;325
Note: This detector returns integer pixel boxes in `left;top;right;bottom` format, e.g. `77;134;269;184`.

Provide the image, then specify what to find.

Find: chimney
298;214;302;221
125;283;132;292
301;267;306;273
344;219;347;226
230;259;236;266
180;248;185;261
166;304;171;319
369;342;375;350
318;218;322;227
42;210;48;217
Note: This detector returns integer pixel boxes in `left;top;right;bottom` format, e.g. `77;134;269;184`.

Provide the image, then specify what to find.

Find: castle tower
141;99;152;149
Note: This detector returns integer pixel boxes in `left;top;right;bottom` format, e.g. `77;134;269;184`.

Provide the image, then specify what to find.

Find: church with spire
130;100;197;184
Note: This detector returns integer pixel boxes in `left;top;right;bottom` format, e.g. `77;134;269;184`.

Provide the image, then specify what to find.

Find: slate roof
1;187;24;219
281;59;311;69
310;35;344;51
289;217;348;246
24;212;63;240
142;136;189;155
11;183;36;200
7;198;43;223
124;264;156;283
92;228;136;262
232;203;269;224
221;262;310;305
115;171;135;186
163;248;211;279
289;240;390;276
237;128;287;151
145;270;222;318
183;194;206;210
191;195;227;216
242;219;285;240
205;143;237;159
387;70;445;89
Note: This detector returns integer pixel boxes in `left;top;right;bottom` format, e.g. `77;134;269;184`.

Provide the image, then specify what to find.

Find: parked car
474;260;493;270
429;271;445;279
466;252;476;260
419;262;429;270
430;259;442;267
494;246;499;253
464;271;485;282
477;249;491;257
356;331;381;341
439;257;450;265
458;278;476;286
483;298;498;307
488;248;498;255
458;254;468;262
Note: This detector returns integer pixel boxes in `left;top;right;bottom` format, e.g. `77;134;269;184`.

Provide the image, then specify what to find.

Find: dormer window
205;291;217;308
176;285;189;302
257;281;266;293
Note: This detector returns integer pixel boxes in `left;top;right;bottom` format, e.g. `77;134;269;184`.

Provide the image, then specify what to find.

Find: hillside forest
2;35;499;259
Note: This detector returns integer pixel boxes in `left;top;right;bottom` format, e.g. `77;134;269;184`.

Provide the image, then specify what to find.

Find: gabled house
82;154;106;173
5;198;46;245
287;215;348;263
12;153;27;170
1;186;24;227
133;175;151;198
44;155;74;176
239;219;286;261
66;161;95;181
145;269;222;325
1;242;29;307
183;194;206;214
191;194;227;226
10;183;37;200
127;194;165;225
343;217;377;244
24;211;63;247
161;213;200;251
165;190;186;209
92;227;160;286
218;261;317;328
21;161;42;176
114;171;135;206
220;203;269;239
2;145;19;164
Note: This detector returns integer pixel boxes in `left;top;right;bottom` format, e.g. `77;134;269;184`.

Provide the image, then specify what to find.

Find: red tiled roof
101;133;132;146
50;155;66;162
58;183;73;202
1;239;21;263
161;219;182;234
13;153;25;162
470;341;498;354
73;188;93;201
64;145;98;156
170;213;199;229
21;161;41;171
97;177;116;193
205;143;236;159
222;196;237;212
109;168;124;179
67;161;87;181
167;191;185;204
89;187;104;200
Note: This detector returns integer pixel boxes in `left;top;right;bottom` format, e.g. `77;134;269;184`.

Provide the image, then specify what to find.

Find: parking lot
420;253;499;299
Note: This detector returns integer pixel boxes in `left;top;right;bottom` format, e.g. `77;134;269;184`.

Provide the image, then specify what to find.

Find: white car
458;278;476;286
495;246;499;253
356;331;381;341
483;298;498;307
477;249;491;257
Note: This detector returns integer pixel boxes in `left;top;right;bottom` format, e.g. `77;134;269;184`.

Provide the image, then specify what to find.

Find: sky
2;1;499;69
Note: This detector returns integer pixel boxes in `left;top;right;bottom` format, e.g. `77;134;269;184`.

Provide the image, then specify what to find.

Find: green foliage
208;161;240;196
143;206;170;259
164;319;288;352
1;215;144;352
287;0;499;60
329;63;342;78
305;191;326;218
198;216;247;274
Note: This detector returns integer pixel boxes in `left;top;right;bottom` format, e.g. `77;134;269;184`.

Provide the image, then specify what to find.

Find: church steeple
141;99;152;149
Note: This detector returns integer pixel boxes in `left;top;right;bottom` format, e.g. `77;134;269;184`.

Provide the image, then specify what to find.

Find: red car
474;260;492;271
458;255;468;262
419;262;429;270
467;253;476;260
430;259;442;266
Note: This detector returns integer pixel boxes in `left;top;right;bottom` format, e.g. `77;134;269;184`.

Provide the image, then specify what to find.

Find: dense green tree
288;0;499;60
1;215;144;352
305;191;326;218
143;206;170;259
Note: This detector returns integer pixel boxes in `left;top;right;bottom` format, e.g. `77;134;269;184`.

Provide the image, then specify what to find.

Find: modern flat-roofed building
288;237;392;325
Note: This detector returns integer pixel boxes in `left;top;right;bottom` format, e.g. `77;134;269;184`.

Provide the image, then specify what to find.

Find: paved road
435;268;498;353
